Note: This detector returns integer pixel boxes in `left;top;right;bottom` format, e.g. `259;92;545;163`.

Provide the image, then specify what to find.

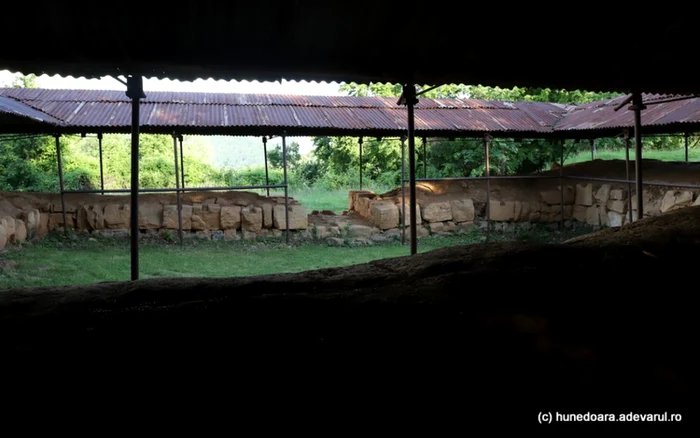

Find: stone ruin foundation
2;160;700;250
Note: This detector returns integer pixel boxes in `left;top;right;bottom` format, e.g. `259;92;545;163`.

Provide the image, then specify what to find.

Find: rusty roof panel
0;96;63;125
3;88;700;136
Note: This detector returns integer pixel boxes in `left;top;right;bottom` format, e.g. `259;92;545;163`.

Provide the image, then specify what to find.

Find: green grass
0;225;589;289
566;148;700;164
268;184;392;213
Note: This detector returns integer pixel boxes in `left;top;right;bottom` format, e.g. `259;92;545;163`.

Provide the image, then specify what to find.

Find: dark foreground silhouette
2;208;697;430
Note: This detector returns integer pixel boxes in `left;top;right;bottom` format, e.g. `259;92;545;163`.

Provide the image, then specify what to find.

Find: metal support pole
126;75;145;281
422;137;427;179
173;132;183;245
263;136;270;197
54;134;68;235
405;84;418;255
559;140;565;230
178;135;185;189
484;134;491;240
282;133;290;244
624;130;633;223
401;136;406;245
685;132;689;162
97;132;105;195
631;92;646;219
358;137;363;190
590;138;596;160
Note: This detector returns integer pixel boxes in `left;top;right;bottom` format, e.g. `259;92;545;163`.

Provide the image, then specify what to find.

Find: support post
126;75;145;281
178;135;185;189
54;134;68;236
405;84;418;255
358;137;363;190
559;140;565;230
631;92;646;219
422;137;427;178
98;132;105;195
624;129;633;223
282;133;290;244
263;136;270;197
401;136;406;245
173;132;183;245
685;132;689;162
484;134;491;240
590;138;596;160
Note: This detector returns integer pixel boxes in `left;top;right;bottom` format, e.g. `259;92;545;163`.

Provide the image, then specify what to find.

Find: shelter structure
2;88;700;279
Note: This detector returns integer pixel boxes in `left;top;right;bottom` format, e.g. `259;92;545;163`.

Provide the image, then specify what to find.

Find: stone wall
349;182;700;234
0;190;308;250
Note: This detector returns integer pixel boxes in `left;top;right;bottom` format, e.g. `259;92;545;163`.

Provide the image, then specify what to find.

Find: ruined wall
350;182;700;234
0;190;308;250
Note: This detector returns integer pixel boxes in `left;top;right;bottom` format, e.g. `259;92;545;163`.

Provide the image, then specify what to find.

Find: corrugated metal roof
0;95;64;126
2;88;700;137
553;93;700;132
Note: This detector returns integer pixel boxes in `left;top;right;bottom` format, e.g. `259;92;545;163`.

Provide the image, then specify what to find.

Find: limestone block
660;190;693;213
450;199;475;222
138;204;162;229
347;224;372;238
606;200;627;214
573;205;587;222
273;204;308;230
191;215;207;231
223;229;240;241
398;202;422;227
541;186;574;205
200;204;221;230
595;184;611;204
0;225;5;250
262;203;273;229
163;204;192;230
370;201;399;230
609;189;627;201
607;211;624;227
598;206;609;227
422;201;452;222
428;222;446;233
241;206;263;232
104;204;131;229
575;184;594;206
586;206;600;226
489;200;515;222
220;206;242;230
349;190;374;210
513;201;535;222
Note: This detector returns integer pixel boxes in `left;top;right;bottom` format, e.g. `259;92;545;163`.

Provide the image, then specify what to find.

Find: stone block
163;204;192;230
273;204;308;230
660;190;693;213
262;203;273;228
595;184;611;204
575;184;594;206
606;200;627;214
422;201;452;222
241;206;263;232
370;201;399;230
220;206;242;230
489;200;515;221
450;199;475;222
104;204;131;229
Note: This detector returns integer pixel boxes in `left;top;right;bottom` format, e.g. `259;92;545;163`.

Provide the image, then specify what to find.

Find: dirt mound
1;207;697;428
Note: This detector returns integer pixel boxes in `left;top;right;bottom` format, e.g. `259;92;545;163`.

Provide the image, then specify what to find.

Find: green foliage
267;141;301;169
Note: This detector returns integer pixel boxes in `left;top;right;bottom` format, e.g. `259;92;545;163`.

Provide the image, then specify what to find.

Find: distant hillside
208;136;315;169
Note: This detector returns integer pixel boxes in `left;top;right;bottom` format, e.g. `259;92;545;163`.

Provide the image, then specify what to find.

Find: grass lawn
269;184;392;213
566;148;700;164
0;225;590;289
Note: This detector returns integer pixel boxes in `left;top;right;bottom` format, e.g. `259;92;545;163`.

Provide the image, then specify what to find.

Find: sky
0;69;347;157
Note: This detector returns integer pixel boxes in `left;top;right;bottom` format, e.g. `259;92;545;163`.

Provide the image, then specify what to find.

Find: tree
267;141;301;169
11;73;38;89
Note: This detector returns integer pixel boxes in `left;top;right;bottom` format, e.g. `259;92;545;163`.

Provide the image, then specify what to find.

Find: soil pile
2;206;698;428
